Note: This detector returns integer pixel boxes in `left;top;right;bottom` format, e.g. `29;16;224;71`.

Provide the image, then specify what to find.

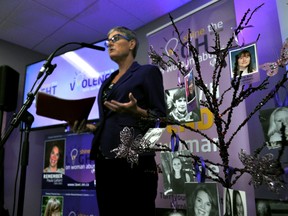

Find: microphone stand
0;41;105;216
0;62;56;216
16;112;34;216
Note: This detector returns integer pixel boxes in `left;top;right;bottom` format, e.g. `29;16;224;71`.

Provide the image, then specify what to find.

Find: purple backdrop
147;0;255;213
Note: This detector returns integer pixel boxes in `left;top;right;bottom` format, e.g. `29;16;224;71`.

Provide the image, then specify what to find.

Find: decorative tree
146;3;288;193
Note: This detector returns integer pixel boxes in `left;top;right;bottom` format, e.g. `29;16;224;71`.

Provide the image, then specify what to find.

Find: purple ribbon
225;166;234;185
155;118;160;128
177;71;182;86
170;133;179;152
274;86;288;107
232;25;253;47
171;196;177;210
194;157;206;183
284;167;288;183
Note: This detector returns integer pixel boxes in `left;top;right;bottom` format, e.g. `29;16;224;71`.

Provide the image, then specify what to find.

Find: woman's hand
104;92;147;117
68;119;97;134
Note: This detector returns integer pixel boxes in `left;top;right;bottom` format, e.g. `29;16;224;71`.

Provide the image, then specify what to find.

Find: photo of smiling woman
185;183;220;216
229;43;259;85
43;139;65;174
233;49;256;76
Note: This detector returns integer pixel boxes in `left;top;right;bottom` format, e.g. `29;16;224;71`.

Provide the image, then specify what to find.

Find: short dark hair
172;88;186;102
107;26;139;58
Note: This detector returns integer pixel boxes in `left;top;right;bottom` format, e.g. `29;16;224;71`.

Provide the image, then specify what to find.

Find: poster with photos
259;107;288;149
160;150;194;195
165;87;201;123
185;182;221;216
229;43;259;85
184;70;200;113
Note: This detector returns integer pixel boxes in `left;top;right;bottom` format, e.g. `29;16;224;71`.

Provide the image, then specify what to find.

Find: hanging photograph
259;107;288;149
229;43;259;85
231;189;247;216
223;188;233;216
184;70;200;114
142;127;165;149
256;198;288;216
185;182;221;216
160;150;194;195
165;87;201;123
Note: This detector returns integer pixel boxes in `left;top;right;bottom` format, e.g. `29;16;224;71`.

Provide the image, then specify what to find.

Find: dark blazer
90;61;166;159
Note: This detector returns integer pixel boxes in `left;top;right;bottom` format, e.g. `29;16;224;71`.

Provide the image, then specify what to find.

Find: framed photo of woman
165;87;201;123
185;182;221;216
229;43;259;85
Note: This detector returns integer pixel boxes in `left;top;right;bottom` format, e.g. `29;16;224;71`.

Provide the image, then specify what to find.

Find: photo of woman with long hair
185;183;220;216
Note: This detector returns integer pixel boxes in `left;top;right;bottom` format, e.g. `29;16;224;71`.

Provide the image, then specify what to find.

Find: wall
276;0;288;41
1;0;286;215
138;0;286;214
0;39;46;215
234;0;288;202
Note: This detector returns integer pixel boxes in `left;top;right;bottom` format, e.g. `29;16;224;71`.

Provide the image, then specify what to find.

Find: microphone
80;43;105;51
36;42;105;80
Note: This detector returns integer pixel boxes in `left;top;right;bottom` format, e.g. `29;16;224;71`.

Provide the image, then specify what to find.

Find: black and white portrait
165;87;201;123
259;107;288;149
160;150;194;195
232;189;247;216
223;188;233;216
185;182;220;216
184;70;200;114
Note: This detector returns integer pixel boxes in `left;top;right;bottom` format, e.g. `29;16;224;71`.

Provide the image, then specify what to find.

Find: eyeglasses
104;34;130;47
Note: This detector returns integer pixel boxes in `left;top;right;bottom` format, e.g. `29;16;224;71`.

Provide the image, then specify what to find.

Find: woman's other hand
68;119;97;133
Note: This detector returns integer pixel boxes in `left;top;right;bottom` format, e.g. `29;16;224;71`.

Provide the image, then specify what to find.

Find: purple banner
42;133;95;190
147;0;254;210
41;190;98;215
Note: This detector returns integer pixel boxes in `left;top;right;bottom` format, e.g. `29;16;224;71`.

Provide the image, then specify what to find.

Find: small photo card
165;87;201;123
259;107;288;149
43;138;66;174
160;150;194;195
256;198;288;215
231;189;247;216
185;182;221;216
229;43;259;85
142;127;165;148
184;70;200;113
223;187;233;216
